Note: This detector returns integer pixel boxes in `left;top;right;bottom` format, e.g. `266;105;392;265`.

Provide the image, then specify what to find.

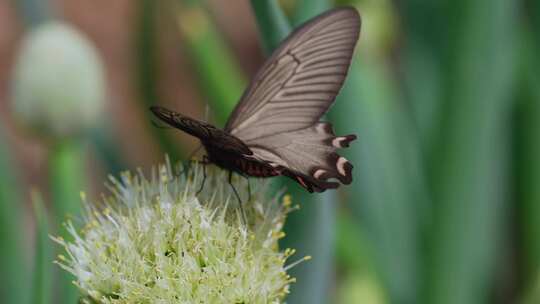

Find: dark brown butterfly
151;7;360;193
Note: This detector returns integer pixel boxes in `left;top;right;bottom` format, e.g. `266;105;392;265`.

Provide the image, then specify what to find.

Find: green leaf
331;59;424;304
0;129;28;304
31;191;52;304
177;1;246;125
516;15;540;292
337;271;388;304
398;1;449;155
281;190;336;304
248;2;338;303
425;0;518;303
335;211;374;274
292;0;331;25
136;0;182;157
250;0;291;53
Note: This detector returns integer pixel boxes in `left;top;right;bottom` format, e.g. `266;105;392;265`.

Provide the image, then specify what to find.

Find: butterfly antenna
228;171;247;226
204;103;210;123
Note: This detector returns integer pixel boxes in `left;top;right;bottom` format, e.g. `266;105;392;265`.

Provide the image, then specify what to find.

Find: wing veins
226;7;360;142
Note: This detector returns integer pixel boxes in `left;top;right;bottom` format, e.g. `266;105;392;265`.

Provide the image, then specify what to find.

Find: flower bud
11;21;106;138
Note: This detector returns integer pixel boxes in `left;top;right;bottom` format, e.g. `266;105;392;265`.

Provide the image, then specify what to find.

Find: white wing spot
332;137;345;148
315;123;326;133
336;157;348;176
314;169;326;179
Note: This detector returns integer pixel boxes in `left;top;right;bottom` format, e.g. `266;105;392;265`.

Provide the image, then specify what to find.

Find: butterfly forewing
225;8;360;141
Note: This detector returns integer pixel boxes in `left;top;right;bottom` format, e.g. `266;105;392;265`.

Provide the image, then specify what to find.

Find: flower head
54;161;301;303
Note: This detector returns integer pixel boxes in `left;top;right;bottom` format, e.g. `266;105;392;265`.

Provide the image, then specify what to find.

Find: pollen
282;194;292;207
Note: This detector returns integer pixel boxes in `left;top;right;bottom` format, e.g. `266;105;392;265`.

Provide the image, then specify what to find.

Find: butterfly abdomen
234;159;281;177
206;146;280;178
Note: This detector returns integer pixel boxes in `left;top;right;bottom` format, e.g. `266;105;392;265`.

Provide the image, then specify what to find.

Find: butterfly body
207;147;282;178
151;106;281;177
152;7;361;193
201;131;282;178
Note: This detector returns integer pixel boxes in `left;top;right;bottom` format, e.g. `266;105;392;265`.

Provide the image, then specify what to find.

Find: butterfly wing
225;7;360;192
246;122;356;192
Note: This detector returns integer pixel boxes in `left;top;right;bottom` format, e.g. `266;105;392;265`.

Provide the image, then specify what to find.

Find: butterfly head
150;106;180;122
150;106;214;139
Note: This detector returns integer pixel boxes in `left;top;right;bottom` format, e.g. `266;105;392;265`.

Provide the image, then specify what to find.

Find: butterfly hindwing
246;122;355;192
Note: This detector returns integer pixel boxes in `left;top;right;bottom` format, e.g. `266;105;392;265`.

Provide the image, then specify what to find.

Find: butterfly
151;7;360;194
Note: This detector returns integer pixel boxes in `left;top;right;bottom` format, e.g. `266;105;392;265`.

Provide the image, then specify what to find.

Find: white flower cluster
54;161;303;303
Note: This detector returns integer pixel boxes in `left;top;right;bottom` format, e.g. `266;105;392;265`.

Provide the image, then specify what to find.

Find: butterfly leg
240;174;251;201
247;178;251;201
196;156;208;195
179;145;204;176
228;171;247;226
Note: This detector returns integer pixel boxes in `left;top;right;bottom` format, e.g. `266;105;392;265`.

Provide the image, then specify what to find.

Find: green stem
31;191;52;304
49;141;85;304
89;126;127;176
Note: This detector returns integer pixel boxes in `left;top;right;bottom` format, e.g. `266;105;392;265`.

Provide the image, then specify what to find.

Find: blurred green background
0;0;538;303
